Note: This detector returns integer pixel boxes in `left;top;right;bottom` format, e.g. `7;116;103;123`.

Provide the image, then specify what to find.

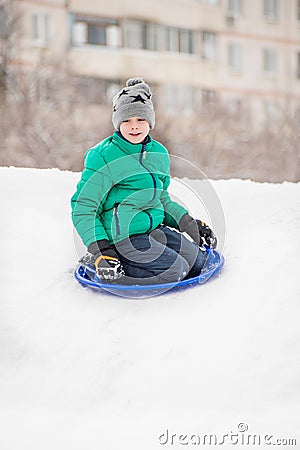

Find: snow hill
0;167;299;450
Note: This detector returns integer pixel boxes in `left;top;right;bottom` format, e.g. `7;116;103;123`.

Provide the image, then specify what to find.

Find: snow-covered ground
0;167;299;450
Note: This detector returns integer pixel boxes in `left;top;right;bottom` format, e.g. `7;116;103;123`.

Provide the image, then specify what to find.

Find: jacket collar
112;131;152;154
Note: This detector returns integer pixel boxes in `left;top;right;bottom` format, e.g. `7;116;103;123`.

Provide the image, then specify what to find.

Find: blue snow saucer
74;249;225;299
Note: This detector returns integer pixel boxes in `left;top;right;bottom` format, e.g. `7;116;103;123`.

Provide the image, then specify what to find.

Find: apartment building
1;0;300;128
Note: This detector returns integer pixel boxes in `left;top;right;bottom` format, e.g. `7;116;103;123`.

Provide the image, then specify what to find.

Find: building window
202;31;216;61
227;98;242;116
166;28;178;52
0;6;5;38
228;0;242;16
264;0;278;22
73;77;121;104
124;20;157;51
201;89;216;104
263;48;277;74
228;43;242;71
72;22;86;46
179;29;194;54
165;84;198;111
88;25;106;45
106;82;121;102
72;16;121;47
35;75;53;103
165;27;194;54
265;99;279;125
32;14;50;46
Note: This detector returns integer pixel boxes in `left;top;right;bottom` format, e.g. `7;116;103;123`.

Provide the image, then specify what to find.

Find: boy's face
119;117;150;144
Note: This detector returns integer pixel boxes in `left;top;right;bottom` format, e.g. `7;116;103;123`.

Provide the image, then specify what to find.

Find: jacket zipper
144;210;153;232
113;203;120;235
139;143;157;201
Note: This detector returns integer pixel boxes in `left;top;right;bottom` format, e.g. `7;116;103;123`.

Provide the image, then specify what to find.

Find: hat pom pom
126;77;144;87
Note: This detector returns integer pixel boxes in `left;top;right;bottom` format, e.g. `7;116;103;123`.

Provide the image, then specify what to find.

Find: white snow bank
0;167;299;450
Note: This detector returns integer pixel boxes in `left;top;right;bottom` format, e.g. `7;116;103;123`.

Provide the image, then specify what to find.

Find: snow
0;166;299;449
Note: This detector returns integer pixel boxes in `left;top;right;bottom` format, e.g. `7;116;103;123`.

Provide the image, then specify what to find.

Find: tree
0;0;20;98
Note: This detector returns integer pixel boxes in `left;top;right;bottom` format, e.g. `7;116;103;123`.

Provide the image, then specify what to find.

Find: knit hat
112;77;155;130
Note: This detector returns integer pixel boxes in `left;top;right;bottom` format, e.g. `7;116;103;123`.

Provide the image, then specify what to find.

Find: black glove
80;240;125;282
179;214;217;250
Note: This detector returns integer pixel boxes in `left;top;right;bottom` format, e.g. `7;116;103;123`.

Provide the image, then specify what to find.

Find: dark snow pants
113;225;208;285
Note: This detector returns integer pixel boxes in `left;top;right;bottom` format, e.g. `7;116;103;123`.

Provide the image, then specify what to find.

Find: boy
71;78;217;285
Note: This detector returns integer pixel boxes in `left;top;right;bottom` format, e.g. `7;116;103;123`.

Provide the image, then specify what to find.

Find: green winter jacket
71;132;188;247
